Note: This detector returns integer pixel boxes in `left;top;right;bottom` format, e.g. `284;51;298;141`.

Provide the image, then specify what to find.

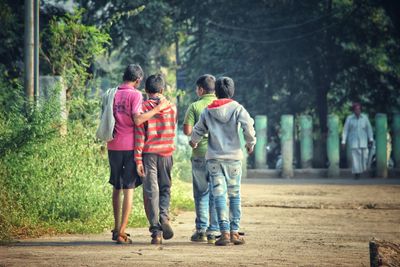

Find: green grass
0;122;194;240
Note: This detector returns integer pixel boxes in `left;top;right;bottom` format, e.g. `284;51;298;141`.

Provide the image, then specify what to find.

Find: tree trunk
314;0;332;135
369;239;400;267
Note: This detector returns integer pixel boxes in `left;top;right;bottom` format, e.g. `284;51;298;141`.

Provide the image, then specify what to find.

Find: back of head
215;77;234;99
123;64;144;82
145;74;165;94
196;74;216;93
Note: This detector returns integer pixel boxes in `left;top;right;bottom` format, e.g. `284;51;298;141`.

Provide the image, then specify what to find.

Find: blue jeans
192;158;219;234
207;159;242;233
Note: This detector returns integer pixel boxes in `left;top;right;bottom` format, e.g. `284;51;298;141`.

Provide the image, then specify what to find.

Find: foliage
174;0;400;129
0;1;199;241
0;80;62;157
40;8;110;121
79;0;177;79
0;0;24;78
0;118;194;240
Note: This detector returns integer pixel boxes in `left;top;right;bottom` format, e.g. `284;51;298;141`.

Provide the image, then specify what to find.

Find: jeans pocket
207;162;221;176
227;162;241;178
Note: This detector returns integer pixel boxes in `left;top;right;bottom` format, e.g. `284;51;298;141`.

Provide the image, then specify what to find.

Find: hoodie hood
207;99;240;123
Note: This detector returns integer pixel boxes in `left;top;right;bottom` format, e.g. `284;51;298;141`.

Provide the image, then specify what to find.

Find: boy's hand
246;145;254;155
189;140;198;148
156;96;171;112
137;164;145;177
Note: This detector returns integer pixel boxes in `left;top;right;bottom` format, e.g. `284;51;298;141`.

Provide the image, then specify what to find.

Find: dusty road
1;178;400;267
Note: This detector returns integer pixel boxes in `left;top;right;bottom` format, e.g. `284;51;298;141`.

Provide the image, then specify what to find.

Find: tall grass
0;109;194;240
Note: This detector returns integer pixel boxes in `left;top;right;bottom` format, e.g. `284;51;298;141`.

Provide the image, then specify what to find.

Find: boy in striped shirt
134;74;176;245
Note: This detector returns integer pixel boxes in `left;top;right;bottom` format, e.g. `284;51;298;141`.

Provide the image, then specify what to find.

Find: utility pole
24;0;34;100
34;0;39;101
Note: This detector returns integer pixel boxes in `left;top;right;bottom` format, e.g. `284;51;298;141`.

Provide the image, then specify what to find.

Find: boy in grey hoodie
190;77;256;246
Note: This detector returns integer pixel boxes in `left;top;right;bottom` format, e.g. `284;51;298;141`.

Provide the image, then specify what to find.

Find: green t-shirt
183;94;217;158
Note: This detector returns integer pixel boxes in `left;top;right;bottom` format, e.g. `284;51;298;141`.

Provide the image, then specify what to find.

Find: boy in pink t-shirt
106;64;169;244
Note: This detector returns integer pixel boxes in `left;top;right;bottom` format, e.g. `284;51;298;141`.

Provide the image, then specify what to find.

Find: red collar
208;99;233;109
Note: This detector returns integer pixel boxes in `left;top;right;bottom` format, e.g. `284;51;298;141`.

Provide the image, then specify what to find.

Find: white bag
96;87;118;142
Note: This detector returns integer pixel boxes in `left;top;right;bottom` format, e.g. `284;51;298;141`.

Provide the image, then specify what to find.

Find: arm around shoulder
190;110;208;144
133;107;159;126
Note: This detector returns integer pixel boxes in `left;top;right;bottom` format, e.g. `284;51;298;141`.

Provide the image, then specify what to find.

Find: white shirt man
341;103;373;178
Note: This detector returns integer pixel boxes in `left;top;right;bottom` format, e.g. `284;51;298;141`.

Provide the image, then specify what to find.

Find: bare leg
112;188;121;231
119;188;134;235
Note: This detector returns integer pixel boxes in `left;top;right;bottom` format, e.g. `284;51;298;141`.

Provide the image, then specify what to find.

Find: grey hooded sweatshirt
191;99;256;161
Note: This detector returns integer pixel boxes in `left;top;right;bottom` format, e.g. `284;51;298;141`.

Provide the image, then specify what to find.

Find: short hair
196;74;215;93
123;64;144;82
145;74;165;94
215;77;235;99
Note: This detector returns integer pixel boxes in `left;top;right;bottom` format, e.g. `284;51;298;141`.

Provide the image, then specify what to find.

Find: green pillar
255;115;267;169
327;114;340;177
281;115;294;178
393;114;400;168
299;115;313;168
376;113;388;178
239;131;247;178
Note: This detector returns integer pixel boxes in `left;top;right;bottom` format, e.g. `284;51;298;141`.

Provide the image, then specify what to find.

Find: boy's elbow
183;125;192;136
133;115;142;126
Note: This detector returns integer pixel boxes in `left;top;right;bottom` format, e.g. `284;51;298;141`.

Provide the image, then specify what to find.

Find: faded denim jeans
192;157;219;234
207;159;242;233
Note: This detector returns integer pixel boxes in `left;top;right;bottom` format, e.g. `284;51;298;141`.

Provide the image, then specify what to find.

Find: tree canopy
0;0;399;129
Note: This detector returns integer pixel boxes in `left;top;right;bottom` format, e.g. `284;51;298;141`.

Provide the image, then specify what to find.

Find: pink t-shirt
107;83;143;151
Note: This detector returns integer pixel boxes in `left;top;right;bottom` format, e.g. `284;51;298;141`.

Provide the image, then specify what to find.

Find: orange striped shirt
134;97;176;165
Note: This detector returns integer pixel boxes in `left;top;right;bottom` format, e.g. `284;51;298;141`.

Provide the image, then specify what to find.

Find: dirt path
1;179;400;267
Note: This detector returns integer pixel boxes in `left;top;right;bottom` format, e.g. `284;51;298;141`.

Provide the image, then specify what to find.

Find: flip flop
112;230;131;241
116;233;133;244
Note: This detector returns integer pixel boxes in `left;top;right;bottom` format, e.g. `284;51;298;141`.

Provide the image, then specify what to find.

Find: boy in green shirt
183;74;219;243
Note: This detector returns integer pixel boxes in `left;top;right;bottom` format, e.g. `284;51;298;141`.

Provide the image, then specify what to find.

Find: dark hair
145;74;165;94
215;77;235;99
196;74;216;93
123;64;144;82
352;102;361;110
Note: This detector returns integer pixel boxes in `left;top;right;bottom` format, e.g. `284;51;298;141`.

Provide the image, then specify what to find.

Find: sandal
111;230;118;241
112;230;131;241
116;233;133;244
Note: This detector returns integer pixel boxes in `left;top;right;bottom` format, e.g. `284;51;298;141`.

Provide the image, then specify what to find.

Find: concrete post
393;114;400;168
255;115;267;169
239;131;247;178
327;114;340;177
281;115;294;178
299;115;313;168
376;113;388;178
39;76;67;135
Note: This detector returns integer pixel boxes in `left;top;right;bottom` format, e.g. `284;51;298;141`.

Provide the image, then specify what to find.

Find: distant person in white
342;103;374;178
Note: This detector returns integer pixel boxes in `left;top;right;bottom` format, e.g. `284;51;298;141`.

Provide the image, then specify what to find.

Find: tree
175;0;400;130
40;8;110;119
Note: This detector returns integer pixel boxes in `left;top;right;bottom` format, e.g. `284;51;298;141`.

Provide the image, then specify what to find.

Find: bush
0;118;194;240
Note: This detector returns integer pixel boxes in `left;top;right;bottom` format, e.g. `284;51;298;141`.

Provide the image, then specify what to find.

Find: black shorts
108;150;141;189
